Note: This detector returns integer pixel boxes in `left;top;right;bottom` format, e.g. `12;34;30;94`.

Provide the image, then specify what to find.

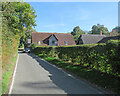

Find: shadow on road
25;53;101;94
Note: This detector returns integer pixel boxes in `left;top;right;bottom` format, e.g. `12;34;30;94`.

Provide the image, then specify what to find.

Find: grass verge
2;53;18;94
36;54;120;95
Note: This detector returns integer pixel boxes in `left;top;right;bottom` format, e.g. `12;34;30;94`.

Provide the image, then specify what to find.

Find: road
11;52;104;94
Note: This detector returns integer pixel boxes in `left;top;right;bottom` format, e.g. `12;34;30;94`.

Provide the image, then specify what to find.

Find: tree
113;26;120;33
19;28;37;48
2;2;37;93
3;2;37;48
2;2;37;42
108;27;120;36
71;26;85;43
90;24;109;34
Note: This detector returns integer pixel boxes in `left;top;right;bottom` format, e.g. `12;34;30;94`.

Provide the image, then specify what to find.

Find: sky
27;2;118;33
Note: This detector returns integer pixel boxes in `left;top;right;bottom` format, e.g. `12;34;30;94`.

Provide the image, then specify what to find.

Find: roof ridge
82;34;106;36
32;32;71;34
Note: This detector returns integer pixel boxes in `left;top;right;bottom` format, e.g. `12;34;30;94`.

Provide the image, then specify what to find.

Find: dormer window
38;41;41;45
52;40;55;44
55;41;57;44
65;41;68;45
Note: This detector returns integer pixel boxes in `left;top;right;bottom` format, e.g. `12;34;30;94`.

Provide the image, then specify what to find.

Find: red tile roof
32;32;76;46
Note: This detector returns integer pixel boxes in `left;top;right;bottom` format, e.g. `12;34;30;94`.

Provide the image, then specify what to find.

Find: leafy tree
109;29;119;36
2;2;37;93
106;27;120;36
87;31;92;34
2;2;37;43
112;26;120;33
90;24;109;34
19;28;37;48
71;26;85;43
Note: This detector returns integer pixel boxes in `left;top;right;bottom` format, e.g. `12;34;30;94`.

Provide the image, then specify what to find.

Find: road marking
9;54;19;95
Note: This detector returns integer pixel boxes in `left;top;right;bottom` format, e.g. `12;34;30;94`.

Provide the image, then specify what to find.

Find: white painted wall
49;35;58;46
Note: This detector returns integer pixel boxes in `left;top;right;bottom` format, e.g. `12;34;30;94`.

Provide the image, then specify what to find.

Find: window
38;41;41;45
65;41;68;45
55;41;57;44
52;40;55;44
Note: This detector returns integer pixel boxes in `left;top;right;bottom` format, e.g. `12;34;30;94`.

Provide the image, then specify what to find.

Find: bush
30;43;38;50
31;40;120;77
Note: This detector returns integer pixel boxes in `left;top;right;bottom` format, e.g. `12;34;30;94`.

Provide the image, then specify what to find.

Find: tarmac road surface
11;52;104;94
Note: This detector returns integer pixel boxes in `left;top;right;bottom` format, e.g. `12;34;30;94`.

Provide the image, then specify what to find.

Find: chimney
100;31;102;36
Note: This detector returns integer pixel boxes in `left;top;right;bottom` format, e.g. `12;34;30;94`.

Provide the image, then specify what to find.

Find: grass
0;22;1;94
37;53;120;95
2;53;18;94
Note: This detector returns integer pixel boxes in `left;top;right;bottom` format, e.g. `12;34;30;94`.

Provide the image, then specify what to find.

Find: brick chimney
100;31;102;36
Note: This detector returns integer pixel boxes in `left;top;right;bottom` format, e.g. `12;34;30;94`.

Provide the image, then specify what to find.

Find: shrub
30;43;38;50
31;40;120;77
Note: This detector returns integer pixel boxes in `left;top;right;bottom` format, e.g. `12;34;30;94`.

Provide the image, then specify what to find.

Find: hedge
31;40;120;77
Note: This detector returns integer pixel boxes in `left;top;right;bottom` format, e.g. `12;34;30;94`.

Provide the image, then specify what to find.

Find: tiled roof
32;32;76;46
78;34;106;44
98;35;120;43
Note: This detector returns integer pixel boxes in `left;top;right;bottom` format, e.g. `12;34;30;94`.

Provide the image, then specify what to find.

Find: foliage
113;26;120;33
30;43;38;50
36;54;120;94
19;28;37;48
2;36;18;94
31;40;120;78
108;26;120;36
2;2;36;93
110;30;120;36
2;2;36;46
89;24;109;34
2;54;17;94
71;26;85;44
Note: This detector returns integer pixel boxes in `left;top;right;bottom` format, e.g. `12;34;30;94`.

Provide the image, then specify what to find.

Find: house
98;35;120;43
77;34;106;44
77;34;120;45
32;32;76;46
27;39;31;47
109;29;120;36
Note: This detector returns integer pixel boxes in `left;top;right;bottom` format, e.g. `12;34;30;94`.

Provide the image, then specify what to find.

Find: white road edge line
9;54;19;95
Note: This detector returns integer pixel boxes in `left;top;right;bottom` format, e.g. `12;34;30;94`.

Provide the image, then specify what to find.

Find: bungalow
77;34;120;45
98;35;120;43
32;32;76;46
77;34;106;44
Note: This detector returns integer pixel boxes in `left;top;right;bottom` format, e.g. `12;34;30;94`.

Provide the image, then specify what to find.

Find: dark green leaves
2;2;36;38
71;26;85;44
90;24;109;34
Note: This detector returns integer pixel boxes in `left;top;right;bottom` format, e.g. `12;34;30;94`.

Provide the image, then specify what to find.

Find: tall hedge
31;40;120;77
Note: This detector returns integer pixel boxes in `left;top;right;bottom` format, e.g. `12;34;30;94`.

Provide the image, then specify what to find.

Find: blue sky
27;2;118;33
